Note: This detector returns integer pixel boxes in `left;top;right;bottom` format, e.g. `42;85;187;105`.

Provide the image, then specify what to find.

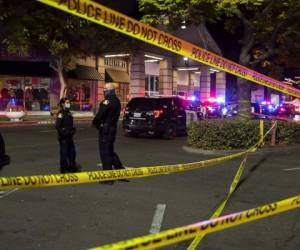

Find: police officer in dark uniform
93;83;128;184
56;97;80;173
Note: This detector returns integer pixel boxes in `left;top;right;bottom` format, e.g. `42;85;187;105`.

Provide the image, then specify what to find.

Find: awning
68;65;104;81
105;69;130;83
0;61;52;77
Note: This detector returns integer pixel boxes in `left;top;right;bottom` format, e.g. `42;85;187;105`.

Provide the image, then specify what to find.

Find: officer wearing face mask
92;83;129;184
56;98;80;173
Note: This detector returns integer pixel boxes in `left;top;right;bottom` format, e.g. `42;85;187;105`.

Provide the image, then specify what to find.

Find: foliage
139;0;300;71
275;121;300;144
0;0;136;68
0;0;137;98
139;0;300;118
187;119;300;150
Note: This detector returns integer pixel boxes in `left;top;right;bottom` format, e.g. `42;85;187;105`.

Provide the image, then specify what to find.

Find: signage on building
104;58;127;70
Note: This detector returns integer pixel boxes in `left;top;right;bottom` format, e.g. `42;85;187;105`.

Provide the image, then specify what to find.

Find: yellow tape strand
0;120;276;190
188;156;248;250
0;150;247;190
36;0;300;98
89;195;300;250
87;123;276;250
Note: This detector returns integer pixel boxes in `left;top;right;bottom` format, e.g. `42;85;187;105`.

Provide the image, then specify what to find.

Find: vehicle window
173;98;183;110
127;98;165;110
157;98;171;109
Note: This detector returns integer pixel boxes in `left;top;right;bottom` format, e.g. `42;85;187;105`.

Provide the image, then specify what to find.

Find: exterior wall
176;71;189;86
159;57;173;96
200;66;211;101
77;57;96;67
172;71;178;94
251;85;264;103
96;56;105;108
216;71;226;101
130;53;145;98
145;62;160;76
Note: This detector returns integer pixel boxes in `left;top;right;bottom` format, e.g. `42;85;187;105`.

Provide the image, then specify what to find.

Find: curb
0;118;93;127
182;144;300;155
182;146;242;156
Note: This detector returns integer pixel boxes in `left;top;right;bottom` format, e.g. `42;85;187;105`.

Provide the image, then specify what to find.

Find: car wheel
163;124;176;140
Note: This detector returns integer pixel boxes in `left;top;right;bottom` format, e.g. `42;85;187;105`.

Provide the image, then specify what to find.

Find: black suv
122;97;187;139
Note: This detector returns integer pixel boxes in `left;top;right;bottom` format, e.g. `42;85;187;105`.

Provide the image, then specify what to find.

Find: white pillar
159;57;173;96
96;56;105;106
130;53;145;98
200;66;211;101
216;71;226;101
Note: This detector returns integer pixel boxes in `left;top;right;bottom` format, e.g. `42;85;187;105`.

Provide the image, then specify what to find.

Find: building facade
0;48;285;118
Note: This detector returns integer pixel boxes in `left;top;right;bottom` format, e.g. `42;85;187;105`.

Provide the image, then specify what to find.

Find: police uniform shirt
56;110;74;138
92;94;121;129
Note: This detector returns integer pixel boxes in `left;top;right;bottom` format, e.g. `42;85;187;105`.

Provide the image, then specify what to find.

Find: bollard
259;119;264;146
271;120;277;146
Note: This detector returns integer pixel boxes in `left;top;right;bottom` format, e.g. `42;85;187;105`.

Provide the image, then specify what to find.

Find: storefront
174;69;201;98
104;58;130;110
67;64;104;114
0;61;52;115
144;60;160;96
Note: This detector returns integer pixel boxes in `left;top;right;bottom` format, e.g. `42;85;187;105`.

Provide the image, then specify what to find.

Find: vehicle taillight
153;110;163;119
279;108;286;113
124;108;129;115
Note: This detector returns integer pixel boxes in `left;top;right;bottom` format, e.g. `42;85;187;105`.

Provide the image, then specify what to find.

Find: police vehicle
122;97;187;139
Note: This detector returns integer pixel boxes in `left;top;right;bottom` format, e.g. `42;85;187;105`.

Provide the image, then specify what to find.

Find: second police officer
56;97;81;174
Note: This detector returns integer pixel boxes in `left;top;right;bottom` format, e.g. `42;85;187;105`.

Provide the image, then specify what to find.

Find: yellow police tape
37;0;300;98
188;156;248;250
253;112;300;124
188;122;276;249
89;195;300;250
0;121;275;190
0;149;250;190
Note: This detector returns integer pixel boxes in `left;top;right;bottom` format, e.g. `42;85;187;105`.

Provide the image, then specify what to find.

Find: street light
181;20;186;29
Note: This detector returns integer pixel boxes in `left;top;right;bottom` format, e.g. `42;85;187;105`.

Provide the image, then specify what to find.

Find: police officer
93;83;128;184
56;97;80;173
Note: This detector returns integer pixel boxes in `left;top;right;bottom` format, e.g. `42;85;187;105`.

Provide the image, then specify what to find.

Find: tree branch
250;11;300;67
235;9;255;65
49;62;58;72
253;0;277;21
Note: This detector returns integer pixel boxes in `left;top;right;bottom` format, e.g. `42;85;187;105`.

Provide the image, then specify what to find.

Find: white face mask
65;103;71;109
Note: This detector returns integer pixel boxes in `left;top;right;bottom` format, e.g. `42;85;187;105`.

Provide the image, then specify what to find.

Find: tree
0;0;136;98
139;0;300;119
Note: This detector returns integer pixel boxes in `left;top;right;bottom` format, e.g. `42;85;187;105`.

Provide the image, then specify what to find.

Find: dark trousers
59;137;76;173
99;127;124;171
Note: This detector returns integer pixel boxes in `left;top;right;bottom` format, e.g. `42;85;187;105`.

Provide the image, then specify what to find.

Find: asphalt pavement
0;124;300;250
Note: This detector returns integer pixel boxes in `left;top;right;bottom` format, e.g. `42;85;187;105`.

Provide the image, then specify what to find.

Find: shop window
0;76;50;112
118;82;129;110
64;80;93;111
145;75;159;96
